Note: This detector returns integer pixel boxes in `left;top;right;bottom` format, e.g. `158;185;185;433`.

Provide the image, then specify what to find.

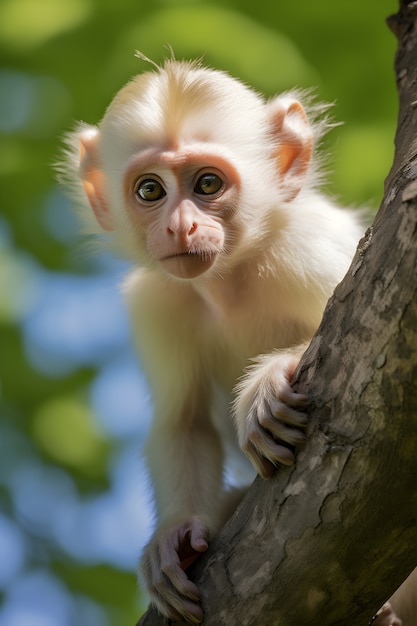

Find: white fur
61;58;364;622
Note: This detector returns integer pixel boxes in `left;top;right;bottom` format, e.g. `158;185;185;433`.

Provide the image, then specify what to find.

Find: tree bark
138;2;417;624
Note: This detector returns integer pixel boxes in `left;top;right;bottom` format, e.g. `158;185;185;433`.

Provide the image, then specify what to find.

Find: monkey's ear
78;128;114;231
268;98;313;201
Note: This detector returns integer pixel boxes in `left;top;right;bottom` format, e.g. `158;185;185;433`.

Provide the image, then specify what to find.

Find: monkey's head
65;59;315;281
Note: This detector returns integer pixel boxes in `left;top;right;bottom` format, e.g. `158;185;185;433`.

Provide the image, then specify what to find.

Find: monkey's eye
136;179;166;202
194;173;223;196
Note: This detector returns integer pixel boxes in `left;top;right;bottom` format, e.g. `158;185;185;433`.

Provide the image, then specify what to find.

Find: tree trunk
138;2;417;624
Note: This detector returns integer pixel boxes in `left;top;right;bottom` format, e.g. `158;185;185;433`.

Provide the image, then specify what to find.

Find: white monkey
62;57;365;623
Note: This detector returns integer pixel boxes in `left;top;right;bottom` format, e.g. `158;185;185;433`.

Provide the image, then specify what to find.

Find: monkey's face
122;146;241;280
74;61;314;277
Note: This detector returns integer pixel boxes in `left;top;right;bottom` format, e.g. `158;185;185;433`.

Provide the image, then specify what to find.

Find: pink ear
79;129;114;231
268;98;313;201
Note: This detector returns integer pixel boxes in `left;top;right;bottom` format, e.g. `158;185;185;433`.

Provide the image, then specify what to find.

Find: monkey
61;56;365;623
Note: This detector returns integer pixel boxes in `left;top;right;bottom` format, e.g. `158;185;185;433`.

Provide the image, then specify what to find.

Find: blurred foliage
0;0;398;624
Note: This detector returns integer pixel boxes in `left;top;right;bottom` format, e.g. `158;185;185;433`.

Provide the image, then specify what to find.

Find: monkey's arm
140;407;224;624
125;272;225;622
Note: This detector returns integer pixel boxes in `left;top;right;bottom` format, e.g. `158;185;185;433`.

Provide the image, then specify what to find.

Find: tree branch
138;2;417;623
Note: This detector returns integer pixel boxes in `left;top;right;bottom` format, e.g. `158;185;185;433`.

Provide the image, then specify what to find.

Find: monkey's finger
154;598;183;623
269;420;306;447
257;404;306;444
250;452;276;478
188;519;209;553
276;387;310;408
154;589;203;624
160;578;203;624
160;561;201;602
149;552;203;623
158;543;201;601
252;427;296;465
159;590;203;625
269;399;309;427
243;427;295;473
179;599;204;624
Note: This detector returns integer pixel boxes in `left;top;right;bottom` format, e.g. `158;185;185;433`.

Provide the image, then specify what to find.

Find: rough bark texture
138;2;417;624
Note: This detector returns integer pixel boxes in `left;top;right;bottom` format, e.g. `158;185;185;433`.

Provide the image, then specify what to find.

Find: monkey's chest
210;318;278;390
210;306;309;392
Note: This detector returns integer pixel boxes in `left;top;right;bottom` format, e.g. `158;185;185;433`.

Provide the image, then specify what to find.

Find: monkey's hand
234;350;309;478
140;516;209;624
370;603;403;626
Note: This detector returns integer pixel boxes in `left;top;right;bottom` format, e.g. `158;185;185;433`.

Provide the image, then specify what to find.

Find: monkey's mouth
161;250;218;279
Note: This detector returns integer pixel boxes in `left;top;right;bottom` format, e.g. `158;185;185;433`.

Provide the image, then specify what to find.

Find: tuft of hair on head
134;50;162;71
